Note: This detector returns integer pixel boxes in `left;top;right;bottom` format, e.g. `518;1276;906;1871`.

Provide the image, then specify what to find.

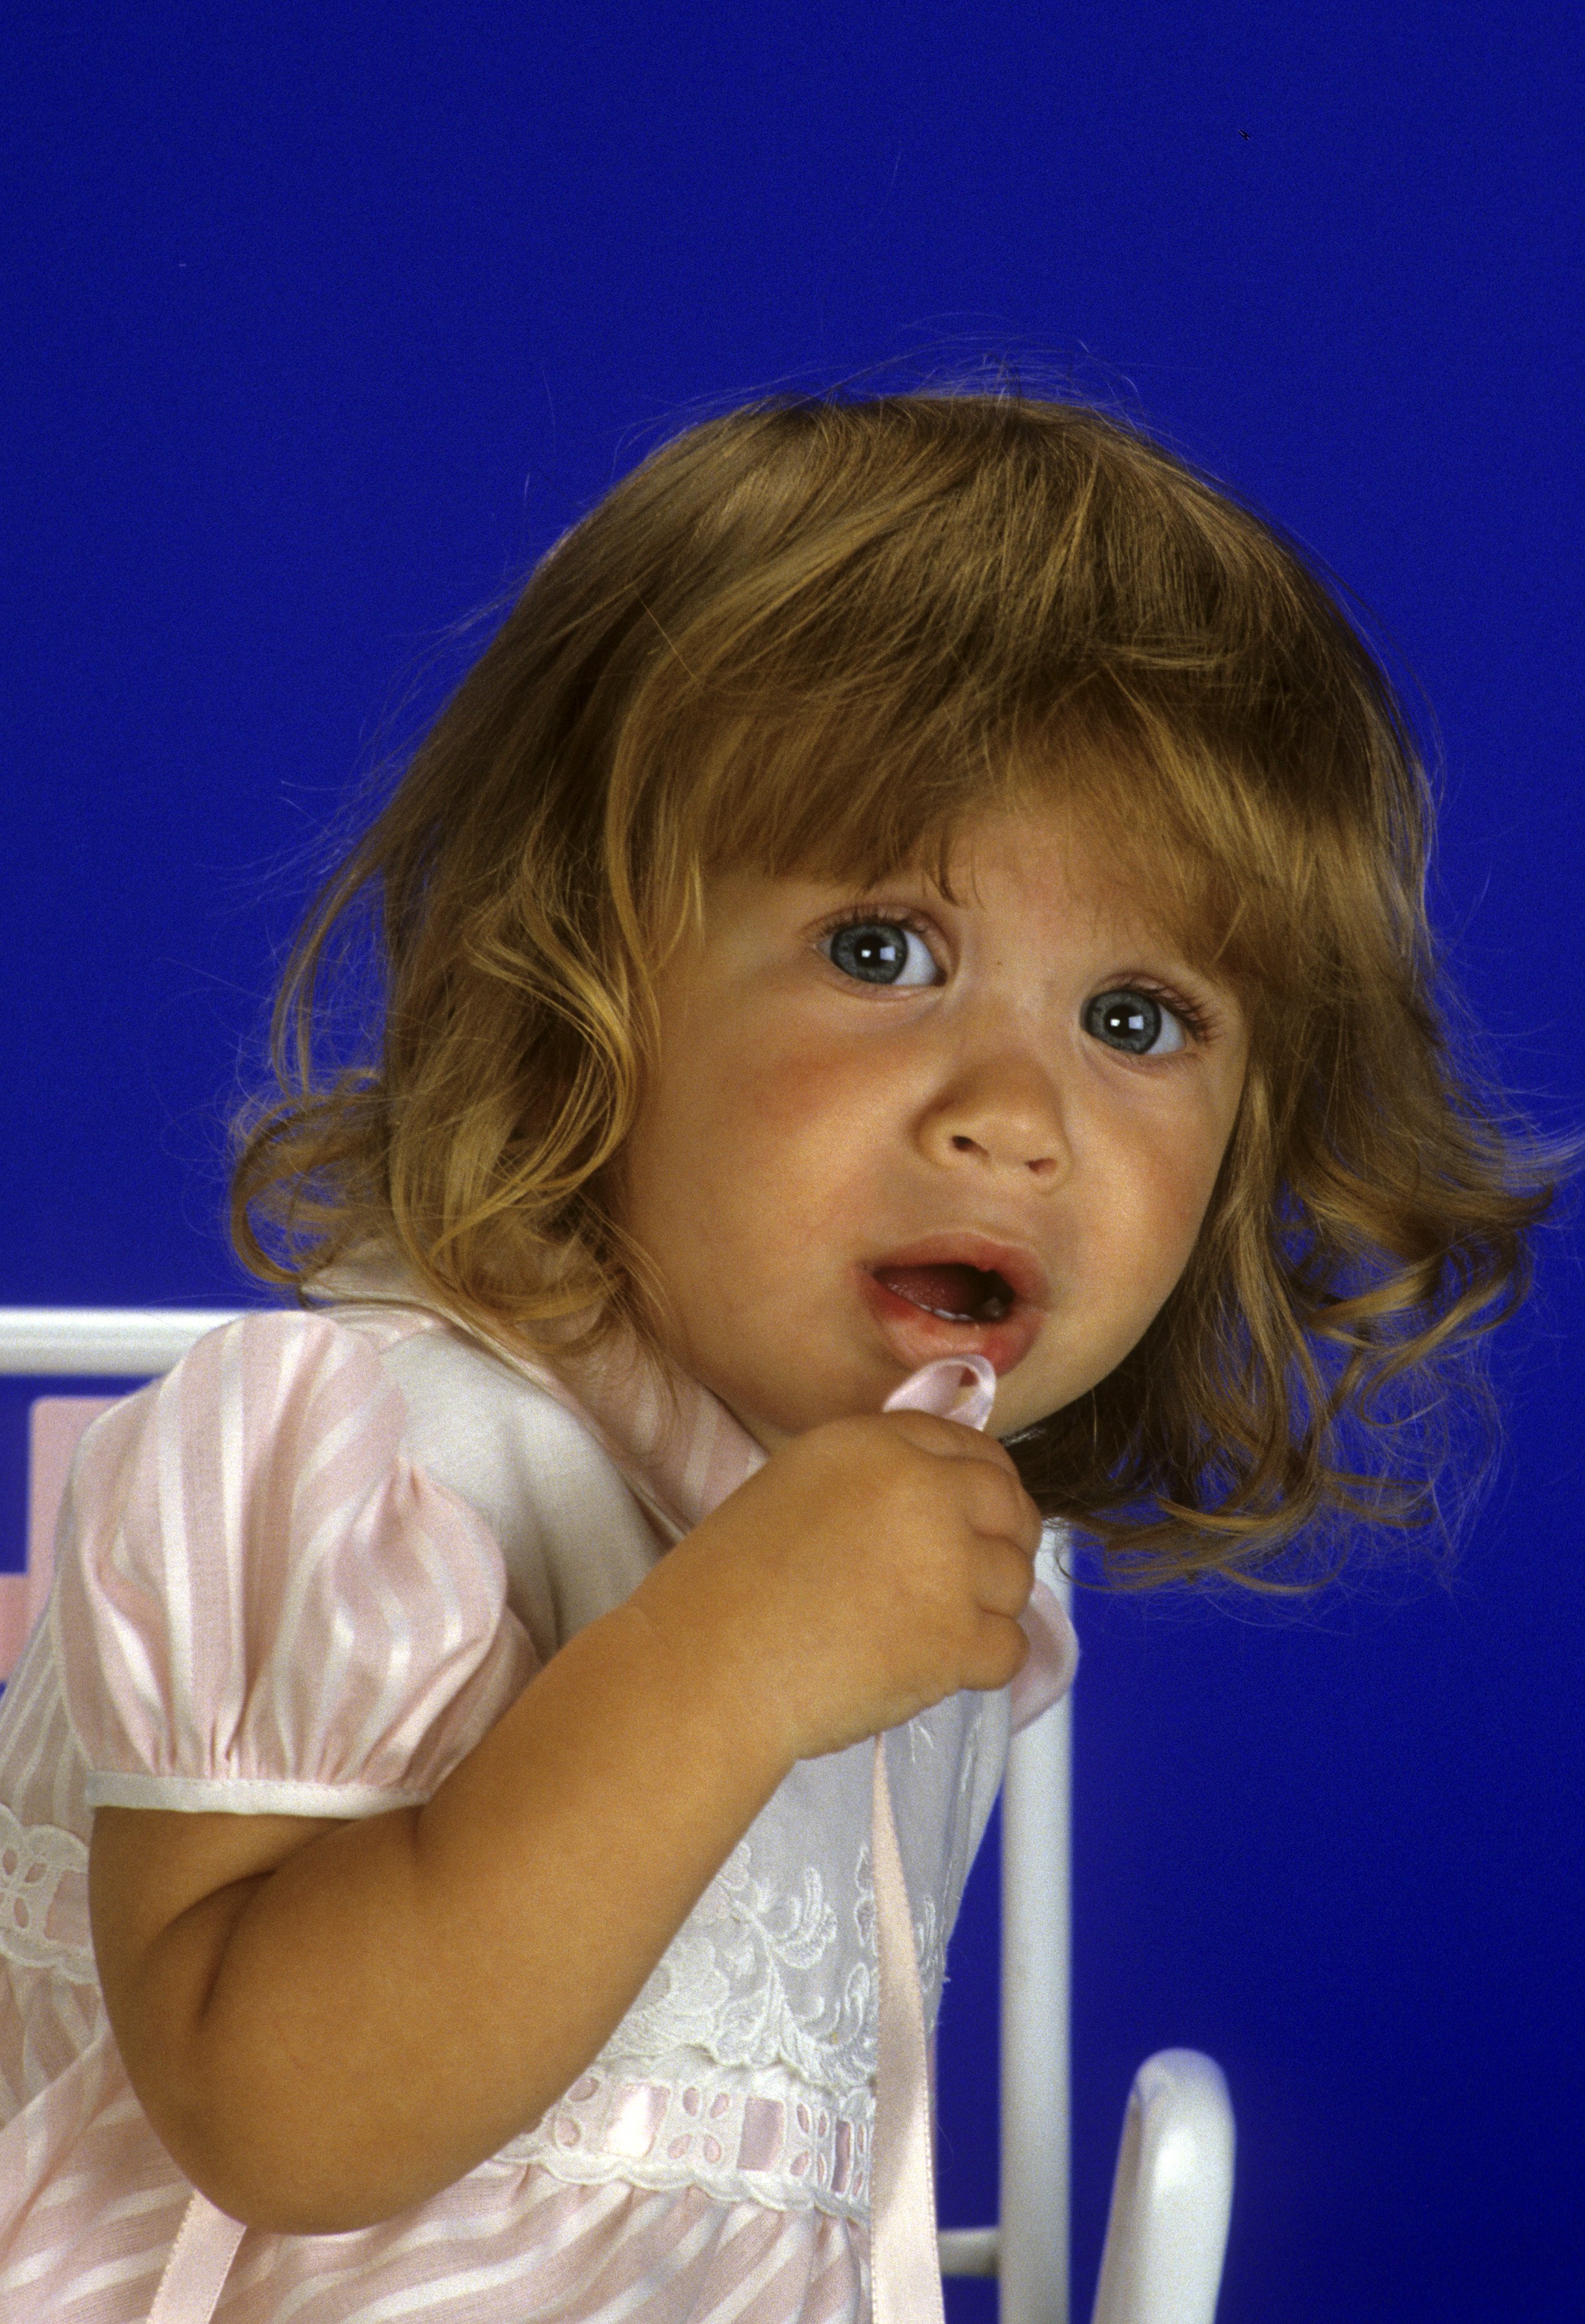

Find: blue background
4;6;1583;2317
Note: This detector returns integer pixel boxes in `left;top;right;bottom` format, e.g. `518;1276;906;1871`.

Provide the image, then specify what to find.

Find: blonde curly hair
232;392;1557;1581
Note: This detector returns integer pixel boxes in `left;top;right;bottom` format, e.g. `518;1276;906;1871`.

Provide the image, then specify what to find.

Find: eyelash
1107;977;1216;1046
817;909;1216;1045
819;906;941;954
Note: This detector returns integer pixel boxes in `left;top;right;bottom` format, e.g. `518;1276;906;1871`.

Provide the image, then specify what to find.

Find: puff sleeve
55;1311;538;1816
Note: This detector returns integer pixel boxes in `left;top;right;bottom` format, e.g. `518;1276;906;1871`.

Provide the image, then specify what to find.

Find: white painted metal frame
0;1308;249;1378
0;1309;1235;2322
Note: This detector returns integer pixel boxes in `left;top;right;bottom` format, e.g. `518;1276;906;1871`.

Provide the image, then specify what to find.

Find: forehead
934;800;1164;907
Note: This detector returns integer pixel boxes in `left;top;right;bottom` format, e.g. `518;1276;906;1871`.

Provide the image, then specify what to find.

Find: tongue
874;1263;1008;1322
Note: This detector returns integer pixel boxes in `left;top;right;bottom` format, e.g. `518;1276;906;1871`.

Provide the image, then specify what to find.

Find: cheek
637;1020;872;1239
1098;1116;1232;1297
714;1002;885;1136
1160;1143;1227;1248
1164;1131;1245;1319
718;1052;895;1259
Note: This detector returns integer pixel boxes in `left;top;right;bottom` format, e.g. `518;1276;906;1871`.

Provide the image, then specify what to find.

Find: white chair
0;1307;1235;2323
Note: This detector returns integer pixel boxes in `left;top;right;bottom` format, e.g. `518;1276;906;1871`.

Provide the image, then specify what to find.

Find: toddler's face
617;803;1249;1450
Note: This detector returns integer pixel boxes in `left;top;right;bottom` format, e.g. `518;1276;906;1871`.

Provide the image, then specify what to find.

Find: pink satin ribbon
143;1352;999;2324
145;2191;244;2323
869;1355;996;2324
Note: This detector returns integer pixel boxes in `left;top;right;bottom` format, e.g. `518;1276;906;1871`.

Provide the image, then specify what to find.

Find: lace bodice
503;1685;1006;2219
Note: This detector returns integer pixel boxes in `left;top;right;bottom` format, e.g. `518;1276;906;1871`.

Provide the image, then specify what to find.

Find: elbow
202;2185;417;2238
169;2146;437;2237
153;2098;452;2236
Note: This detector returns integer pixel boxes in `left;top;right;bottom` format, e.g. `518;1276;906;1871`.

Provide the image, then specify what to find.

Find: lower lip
858;1271;1045;1377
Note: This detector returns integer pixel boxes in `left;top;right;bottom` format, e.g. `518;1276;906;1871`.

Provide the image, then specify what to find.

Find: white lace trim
0;1804;94;1983
501;2059;873;2221
581;1709;986;2118
617;1829;881;2093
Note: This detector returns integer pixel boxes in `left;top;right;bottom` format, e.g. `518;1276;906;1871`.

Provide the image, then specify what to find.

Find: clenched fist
625;1410;1042;1765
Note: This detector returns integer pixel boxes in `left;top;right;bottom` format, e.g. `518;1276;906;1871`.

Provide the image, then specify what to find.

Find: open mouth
869;1261;1017;1325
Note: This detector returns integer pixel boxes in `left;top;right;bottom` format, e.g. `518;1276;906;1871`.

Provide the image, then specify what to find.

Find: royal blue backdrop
5;7;1583;2318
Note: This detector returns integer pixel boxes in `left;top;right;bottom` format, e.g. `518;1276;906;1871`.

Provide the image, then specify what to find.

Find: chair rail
999;1583;1073;2323
1090;2050;1235;2324
938;2227;999;2277
0;1308;248;1375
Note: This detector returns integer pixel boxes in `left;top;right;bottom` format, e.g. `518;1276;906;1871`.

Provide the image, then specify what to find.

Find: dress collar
314;1251;766;1538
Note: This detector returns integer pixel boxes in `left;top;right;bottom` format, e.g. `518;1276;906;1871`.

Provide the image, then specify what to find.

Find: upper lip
864;1233;1052;1309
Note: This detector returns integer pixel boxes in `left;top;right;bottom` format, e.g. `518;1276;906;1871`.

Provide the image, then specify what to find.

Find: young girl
0;392;1549;2323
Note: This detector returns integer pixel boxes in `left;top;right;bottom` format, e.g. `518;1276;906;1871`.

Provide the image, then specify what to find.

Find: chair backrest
0;1397;117;1681
1;1309;245;1688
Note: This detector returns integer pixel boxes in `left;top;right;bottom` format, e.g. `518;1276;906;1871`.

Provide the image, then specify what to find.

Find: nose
916;1045;1070;1184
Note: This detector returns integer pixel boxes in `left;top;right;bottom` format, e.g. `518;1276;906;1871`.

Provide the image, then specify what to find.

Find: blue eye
1083;989;1186;1056
824;919;940;988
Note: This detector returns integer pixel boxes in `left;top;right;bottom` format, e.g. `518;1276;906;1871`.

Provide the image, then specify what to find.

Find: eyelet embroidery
0;1804;94;1983
505;1706;988;2220
503;2064;873;2219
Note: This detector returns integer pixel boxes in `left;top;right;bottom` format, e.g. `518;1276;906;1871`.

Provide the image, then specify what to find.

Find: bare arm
92;1597;789;2232
90;1411;1037;2235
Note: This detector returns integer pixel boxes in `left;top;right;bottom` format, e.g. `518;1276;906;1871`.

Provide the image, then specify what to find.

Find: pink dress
0;1299;1077;2323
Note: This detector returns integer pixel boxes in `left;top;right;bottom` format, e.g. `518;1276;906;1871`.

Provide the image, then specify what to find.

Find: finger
974;1538;1038;1619
958;1465;1044;1557
878;1409;1022;1477
961;1609;1030;1693
871;1415;1040;1550
962;1487;1036;1561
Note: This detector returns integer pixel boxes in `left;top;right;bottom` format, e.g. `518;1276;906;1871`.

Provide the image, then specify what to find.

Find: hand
624;1410;1042;1764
